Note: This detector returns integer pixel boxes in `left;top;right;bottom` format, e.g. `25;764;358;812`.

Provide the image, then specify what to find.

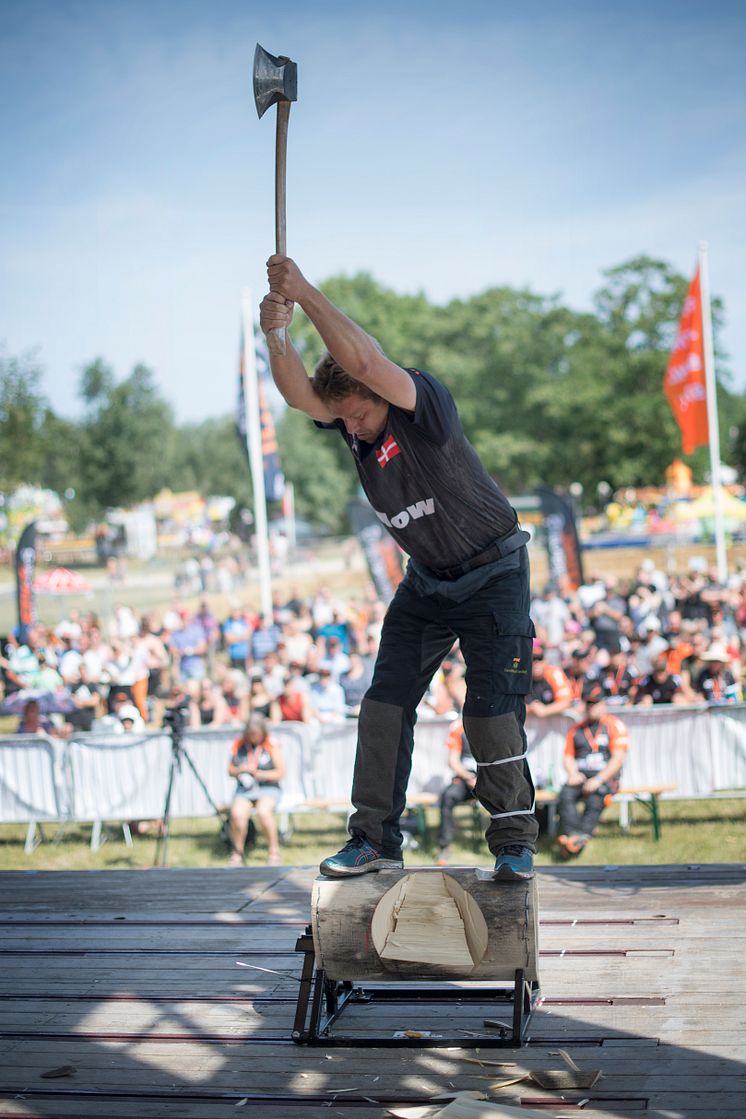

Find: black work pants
348;547;538;857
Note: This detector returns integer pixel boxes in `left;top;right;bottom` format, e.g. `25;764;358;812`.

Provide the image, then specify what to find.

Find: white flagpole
699;242;727;583
284;481;297;551
241;288;273;620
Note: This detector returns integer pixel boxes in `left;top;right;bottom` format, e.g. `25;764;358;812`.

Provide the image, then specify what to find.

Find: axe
253;43;298;355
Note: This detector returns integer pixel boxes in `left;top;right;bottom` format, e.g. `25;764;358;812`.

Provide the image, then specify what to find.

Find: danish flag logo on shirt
376;435;401;468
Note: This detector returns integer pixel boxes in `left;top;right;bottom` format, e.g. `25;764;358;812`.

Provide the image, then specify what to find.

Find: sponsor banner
347;497;404;603
15;520;37;643
536;487;584;592
663;265;709;455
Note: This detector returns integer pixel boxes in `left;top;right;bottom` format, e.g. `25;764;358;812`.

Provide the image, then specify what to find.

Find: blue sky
1;0;744;422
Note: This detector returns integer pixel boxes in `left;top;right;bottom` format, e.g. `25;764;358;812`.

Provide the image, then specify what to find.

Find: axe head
253;43;297;119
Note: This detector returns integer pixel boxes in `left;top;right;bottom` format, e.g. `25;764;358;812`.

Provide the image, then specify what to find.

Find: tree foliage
76;360;175;513
0;349;48;491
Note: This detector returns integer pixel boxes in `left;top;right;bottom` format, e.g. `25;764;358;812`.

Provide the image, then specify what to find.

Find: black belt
433;524;530;581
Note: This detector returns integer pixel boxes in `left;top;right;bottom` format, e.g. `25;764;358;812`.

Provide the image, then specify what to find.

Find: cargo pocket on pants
492;611;535;694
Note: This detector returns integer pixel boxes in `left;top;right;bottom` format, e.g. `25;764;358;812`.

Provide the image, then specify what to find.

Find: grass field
2;797;744;872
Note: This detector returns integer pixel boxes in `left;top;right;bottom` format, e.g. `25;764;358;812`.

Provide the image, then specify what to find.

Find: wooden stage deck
0;863;744;1119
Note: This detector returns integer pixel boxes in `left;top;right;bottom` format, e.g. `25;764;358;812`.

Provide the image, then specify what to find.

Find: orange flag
663;266;709;454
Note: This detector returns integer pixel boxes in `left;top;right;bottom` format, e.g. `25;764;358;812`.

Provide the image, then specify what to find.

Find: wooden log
311;868;539;982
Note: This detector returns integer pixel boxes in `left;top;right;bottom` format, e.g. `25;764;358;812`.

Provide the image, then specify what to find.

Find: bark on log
311;868;539;982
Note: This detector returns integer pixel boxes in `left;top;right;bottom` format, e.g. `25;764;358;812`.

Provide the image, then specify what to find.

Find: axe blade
253;43;297;119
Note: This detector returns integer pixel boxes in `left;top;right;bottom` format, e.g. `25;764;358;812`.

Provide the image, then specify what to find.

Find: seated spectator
696;643;740;704
633;655;687;705
634;616;669;675
679;630;710;700
222;602;252;670
117;703;145;733
270;676;313;723
261;650;287;698
281;617;313;666
526;641;575;718
103;640;138;711
319;635;351;681
228;715;285;866
557;680;628;857
65;664;100;733
248;673;273;719
16;698;55;736
189;678;229;728
216;666;249;724
435;720;477;865
169;615;208;681
317;609;353;653
29;651;63;692
339;652;371;717
250;614;282;663
590;645;637;706
309;666;346;724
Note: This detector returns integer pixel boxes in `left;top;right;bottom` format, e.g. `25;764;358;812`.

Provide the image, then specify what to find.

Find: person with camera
228;715;285;866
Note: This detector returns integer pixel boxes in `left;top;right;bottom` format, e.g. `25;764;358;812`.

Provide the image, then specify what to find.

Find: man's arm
259;292;332;421
264;255;416;412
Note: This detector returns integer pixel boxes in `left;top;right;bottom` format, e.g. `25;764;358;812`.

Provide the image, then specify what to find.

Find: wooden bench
615;784;678;841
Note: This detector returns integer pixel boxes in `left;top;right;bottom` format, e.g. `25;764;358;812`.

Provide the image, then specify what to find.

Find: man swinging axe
260;258;538;882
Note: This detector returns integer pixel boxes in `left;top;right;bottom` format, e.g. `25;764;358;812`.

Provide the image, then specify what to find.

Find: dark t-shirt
317;369;515;571
635;673;681;704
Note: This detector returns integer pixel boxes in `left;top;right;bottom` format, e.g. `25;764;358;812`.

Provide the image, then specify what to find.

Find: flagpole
241;288;273;620
698;242;727;583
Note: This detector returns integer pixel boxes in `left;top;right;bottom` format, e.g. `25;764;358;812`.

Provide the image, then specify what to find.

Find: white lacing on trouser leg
475;752;528;767
474;753;534;817
489;803;536;819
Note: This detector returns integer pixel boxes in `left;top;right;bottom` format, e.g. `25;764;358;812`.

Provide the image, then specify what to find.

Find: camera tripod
154;708;235;867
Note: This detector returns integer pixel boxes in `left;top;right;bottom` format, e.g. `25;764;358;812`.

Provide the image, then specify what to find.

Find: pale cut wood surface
0;862;744;1119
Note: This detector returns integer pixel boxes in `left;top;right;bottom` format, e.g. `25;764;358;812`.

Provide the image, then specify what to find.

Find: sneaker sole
319;858;403;878
492;864;535;882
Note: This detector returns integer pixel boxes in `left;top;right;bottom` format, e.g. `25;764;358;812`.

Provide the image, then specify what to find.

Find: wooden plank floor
1;863;745;1118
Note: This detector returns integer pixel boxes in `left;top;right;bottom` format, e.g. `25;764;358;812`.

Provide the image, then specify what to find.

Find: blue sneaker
319;835;403;878
492;845;534;881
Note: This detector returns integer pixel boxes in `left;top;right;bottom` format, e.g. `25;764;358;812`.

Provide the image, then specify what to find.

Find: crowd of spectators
529;557;746;710
2;553;746;862
2;555;745;741
0;584;398;738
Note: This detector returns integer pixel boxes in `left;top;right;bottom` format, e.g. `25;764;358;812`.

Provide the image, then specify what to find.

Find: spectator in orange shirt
557;679;628;857
526;641;575;719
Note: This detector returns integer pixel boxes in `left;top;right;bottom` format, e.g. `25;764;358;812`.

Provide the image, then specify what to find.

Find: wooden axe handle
267;99;291;356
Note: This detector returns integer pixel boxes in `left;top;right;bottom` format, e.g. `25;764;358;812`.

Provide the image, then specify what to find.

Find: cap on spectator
118;704;140;723
701;642;729;662
581;679;606;705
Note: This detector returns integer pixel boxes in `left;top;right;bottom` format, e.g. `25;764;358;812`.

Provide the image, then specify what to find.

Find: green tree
169;415;253;506
77;360;175;514
0;348;47;490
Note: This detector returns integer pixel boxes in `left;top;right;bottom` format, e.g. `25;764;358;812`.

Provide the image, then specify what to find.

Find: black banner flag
536;487;584;592
347;498;404;603
15;520;37;643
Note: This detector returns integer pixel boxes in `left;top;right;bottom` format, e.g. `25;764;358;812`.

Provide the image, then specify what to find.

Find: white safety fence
2;706;746;849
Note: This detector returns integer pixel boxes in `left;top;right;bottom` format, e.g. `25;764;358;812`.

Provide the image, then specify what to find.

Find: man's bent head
313;352;389;443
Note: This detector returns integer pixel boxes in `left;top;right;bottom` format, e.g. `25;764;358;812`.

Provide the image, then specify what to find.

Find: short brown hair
312;351;384;405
